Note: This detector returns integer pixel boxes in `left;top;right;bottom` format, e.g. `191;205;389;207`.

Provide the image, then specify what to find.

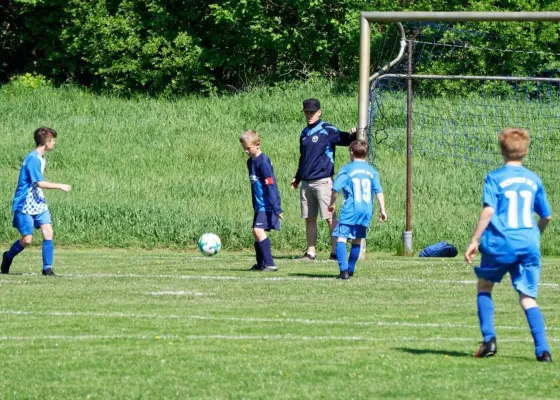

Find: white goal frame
357;11;560;255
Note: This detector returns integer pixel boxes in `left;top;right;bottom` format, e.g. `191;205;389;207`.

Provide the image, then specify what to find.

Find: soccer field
1;248;558;399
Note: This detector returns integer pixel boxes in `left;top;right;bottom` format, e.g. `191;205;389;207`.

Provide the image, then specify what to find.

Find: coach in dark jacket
291;98;355;261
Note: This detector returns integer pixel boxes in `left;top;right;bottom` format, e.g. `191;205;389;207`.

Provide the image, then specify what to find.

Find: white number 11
504;190;533;228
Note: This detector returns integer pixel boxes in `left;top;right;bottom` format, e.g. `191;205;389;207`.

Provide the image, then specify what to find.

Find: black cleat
1;252;12;274
337;271;349;280
474;337;497;358
249;264;263;271
348;271;354;277
537;351;552;363
328;253;338;261
296;252;316;261
42;268;56;276
261;265;278;272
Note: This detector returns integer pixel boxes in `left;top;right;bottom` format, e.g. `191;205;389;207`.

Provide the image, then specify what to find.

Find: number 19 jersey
333;160;382;227
481;165;551;263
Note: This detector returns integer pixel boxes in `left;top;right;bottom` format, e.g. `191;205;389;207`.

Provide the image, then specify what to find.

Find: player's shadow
289;272;338;279
393;347;472;357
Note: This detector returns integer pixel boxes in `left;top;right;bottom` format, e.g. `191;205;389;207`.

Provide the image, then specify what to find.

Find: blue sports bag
419;241;458;258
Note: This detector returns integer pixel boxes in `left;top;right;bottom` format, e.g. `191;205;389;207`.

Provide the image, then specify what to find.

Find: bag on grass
419;241;458;258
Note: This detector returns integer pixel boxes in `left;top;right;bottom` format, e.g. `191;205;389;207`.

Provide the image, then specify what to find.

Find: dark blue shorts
253;211;280;231
13;210;52;235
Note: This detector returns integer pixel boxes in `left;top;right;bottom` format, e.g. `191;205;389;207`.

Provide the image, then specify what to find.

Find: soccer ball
198;233;222;256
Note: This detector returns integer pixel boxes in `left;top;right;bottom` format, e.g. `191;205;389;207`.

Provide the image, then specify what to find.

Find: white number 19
352;178;371;203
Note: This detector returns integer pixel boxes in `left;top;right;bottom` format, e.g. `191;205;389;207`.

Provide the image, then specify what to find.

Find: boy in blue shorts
328;140;387;280
1;127;72;276
240;129;283;272
465;128;552;362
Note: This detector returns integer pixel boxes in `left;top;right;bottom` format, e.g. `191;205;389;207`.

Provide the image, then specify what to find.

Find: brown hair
239;129;260;146
34;127;57;146
350;140;368;159
498;128;529;161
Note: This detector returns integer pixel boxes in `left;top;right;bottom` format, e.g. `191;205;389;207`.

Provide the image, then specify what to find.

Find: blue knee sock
42;240;54;270
336;242;348;272
258;238;274;266
525;307;550;357
348;244;361;273
477;292;496;342
6;240;25;260
254;242;263;266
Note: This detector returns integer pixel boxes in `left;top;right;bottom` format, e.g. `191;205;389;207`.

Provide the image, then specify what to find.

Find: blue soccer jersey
480;165;551;263
333;160;382;227
247;153;282;215
12;150;48;215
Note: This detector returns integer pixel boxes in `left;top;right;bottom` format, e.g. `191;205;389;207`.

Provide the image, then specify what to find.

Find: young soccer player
1;127;72;276
465;128;552;362
240;129;283;272
328;140;387;280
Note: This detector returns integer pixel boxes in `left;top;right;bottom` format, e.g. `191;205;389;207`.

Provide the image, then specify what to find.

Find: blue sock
525;307;550;357
336;242;348;272
254;242;263;266
6;240;25;260
477;292;496;342
258;237;274;266
348;244;361;273
42;240;54;270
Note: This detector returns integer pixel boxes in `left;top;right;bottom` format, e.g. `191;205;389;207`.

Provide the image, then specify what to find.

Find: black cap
303;98;321;112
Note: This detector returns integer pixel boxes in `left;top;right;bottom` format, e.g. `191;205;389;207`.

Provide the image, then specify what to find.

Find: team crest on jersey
312;135;318;143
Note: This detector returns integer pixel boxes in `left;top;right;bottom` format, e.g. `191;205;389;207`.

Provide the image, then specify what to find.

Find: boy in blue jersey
465;128;552;362
328;140;387;280
240;129;283;272
1;127;72;276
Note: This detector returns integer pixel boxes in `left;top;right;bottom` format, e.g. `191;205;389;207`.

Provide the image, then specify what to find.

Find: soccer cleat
42;268;56;276
537;351;552;363
249;264;263;271
337;271;349;280
474;337;497;358
261;265;278;272
348;271;354;277
328;253;337;261
296;252;316;261
1;252;12;274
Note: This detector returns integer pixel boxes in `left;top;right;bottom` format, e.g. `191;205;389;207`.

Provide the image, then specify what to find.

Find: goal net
363;17;560;254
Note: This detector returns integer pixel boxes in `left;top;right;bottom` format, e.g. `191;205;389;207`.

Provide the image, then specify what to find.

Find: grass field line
2;310;558;332
3;273;559;288
0;333;558;343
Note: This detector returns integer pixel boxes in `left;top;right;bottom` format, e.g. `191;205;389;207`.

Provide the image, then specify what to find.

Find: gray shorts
300;178;333;220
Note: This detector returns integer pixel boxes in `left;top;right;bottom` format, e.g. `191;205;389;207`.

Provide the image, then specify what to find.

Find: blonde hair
498;128;529;161
239;129;260;146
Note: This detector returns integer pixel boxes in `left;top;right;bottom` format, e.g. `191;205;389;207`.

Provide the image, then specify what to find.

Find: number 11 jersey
481;165;551;263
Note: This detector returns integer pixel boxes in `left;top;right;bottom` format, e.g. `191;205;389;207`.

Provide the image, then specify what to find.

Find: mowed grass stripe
2;309;559;331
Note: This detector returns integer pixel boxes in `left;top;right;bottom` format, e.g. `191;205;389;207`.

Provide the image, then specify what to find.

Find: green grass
1;80;560;255
0;248;559;399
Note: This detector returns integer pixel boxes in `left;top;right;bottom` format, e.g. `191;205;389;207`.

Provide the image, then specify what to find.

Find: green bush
3;0;560;95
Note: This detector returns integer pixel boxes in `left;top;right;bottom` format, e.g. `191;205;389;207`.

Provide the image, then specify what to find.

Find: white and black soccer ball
198;233;222;256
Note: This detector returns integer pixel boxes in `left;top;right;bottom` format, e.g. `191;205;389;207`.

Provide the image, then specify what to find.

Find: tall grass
1;81;559;254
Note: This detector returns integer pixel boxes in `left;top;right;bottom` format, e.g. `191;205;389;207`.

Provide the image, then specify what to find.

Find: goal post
357;12;560;256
